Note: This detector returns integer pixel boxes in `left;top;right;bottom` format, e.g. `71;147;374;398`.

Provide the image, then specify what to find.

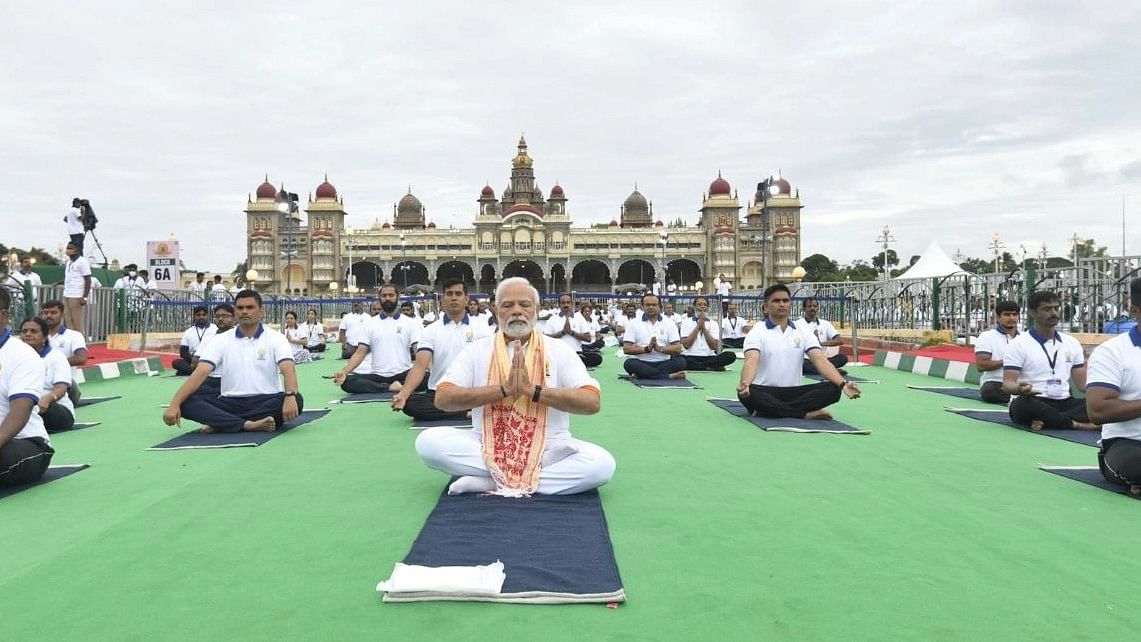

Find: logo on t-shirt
257;348;267;361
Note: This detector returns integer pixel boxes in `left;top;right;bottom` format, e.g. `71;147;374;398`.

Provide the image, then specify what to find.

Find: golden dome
512;151;533;168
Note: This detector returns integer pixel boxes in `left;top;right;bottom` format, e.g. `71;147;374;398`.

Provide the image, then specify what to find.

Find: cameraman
66;198;85;252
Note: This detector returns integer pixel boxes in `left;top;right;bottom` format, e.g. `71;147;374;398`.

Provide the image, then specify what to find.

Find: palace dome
255;178;277;200
315;177;337;200
709;174;731;196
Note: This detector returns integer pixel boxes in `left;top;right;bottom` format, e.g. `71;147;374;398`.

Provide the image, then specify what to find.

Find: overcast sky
3;1;1139;273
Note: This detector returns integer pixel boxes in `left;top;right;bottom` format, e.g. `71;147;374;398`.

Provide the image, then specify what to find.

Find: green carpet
3;352;1140;640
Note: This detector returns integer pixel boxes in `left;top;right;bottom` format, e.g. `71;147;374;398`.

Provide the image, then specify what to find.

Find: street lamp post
988;232;1005;274
875;225;896;281
276;189;300;296
399;233;409;290
659;231;669;293
756;177;781;288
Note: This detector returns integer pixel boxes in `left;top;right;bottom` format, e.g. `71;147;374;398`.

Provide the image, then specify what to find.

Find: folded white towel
376;561;506;595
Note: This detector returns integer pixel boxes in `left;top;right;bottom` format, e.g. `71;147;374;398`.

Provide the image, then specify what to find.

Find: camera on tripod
74;198;99;231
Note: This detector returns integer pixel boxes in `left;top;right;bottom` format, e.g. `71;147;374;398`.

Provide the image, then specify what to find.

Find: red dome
654;220;664;226
773;177;791;195
255;179;277;199
381;222;392;229
709;175;731;196
550;184;565;197
480;184;495;197
315;178;337;199
427;222;437;228
608;219;619;227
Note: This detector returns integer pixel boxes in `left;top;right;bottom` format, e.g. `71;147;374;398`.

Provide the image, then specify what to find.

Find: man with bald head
415;277;615;496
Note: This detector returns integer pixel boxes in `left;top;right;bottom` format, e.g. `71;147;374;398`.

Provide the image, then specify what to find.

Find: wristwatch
532;385;543;402
284;390;297;397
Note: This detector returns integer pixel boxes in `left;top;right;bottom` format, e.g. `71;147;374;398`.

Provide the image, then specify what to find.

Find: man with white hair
415;277;616;496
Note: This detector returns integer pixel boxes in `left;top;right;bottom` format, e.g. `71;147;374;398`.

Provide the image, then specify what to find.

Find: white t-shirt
188;280;207;294
439;334;601;445
63;256;92;298
973;327;1019;386
419;314;494;390
743;319;822;387
1087;328;1141;441
194;326;224;379
197;324;293;397
1002;328;1085;400
180;323;213;354
48;327;87;362
6;270;42;296
347;313;421;377
680;315;721;356
211;283;227;301
339;312;369;338
543;312;594;353
0;332;50;443
795;317;840;361
721;315;748;339
717;282;731;297
65;207;84;235
38;346;75;416
622;314;682;363
296;322;324;348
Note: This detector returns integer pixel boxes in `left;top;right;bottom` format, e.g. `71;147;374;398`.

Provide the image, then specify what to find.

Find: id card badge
1045;378;1065;398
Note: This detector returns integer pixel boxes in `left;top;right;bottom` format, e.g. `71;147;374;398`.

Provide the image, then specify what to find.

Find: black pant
578;352;602;368
722;337;745;349
67;384;81;407
739;381;842;419
340;344;357;360
402;389;468;422
172;358;195;376
341;370;418;394
42;402;75;433
684;352;737;371
979;381;1010;405
802;354;849;375
1100;438;1141;486
0;436;54;488
70;233;85;254
582;339;604;352
180;392;305;433
623;355;686;379
1008;395;1088;430
307;344;327;353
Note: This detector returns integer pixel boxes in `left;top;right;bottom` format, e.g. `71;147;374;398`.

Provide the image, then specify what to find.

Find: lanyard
1038;339;1060;375
194;325;207;341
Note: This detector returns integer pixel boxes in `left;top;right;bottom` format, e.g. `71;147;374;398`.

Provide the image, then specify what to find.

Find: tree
1075;238;1108;259
959;257;991;274
844;260;879;282
801;253;840;282
231;262;247;285
909;255;921;267
0;244;60;266
871;249;899;271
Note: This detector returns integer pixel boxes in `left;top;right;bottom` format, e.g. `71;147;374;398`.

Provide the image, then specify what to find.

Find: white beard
503;318;534;339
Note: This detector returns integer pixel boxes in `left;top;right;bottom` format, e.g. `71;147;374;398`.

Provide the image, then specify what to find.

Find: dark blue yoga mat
1040;466;1140;499
149;409;331;450
75;395;121;407
388;484;625;602
332;392;394;404
51;422;102;433
944;408;1100;447
908;385;982;401
0;464;90;500
618;375;701;388
706;398;870;434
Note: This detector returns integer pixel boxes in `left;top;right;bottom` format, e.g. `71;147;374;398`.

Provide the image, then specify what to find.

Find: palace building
244;137;804;295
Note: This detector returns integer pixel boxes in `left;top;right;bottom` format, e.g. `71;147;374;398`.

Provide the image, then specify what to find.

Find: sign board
146;240;180;290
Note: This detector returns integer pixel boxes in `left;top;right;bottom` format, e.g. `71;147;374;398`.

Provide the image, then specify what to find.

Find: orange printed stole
482;329;549;496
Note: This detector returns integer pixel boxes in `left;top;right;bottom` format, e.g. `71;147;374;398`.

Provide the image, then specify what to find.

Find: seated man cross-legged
543;293;602;368
680;296;736;371
163;290;303;433
334;284;422;394
737;284;860;419
974;300;1021;404
795;297;848;375
172;305;214;376
415;277;615;496
393;278;493;422
1087;277;1141;495
0;288;55;486
1002;290;1097;431
622;294;687;379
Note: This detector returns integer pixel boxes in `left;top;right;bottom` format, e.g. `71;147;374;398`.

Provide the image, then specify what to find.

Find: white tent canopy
894;241;973;280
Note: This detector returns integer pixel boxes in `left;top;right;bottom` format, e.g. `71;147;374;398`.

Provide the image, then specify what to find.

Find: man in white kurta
415;278;615;496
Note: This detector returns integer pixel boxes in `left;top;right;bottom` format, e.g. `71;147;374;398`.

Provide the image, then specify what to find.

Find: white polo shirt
795;317;840;360
197;324;293;397
0;331;50;443
188;280;207;294
717;282;731;297
623;314;682;363
722;315;748;339
349;312;421;377
48;326;87;361
543;312;594;353
297;322;324;348
194;326;225;379
973;327;1020;385
7;270;42;297
63;256;92;298
38;345;75;416
1087;327;1141;441
1002;328;1085;400
211;283;227;301
339;312;368;339
419;314;494;390
180;323;213;354
65;207;83;235
743;319;822;387
438;334;600;445
680;315;721;356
